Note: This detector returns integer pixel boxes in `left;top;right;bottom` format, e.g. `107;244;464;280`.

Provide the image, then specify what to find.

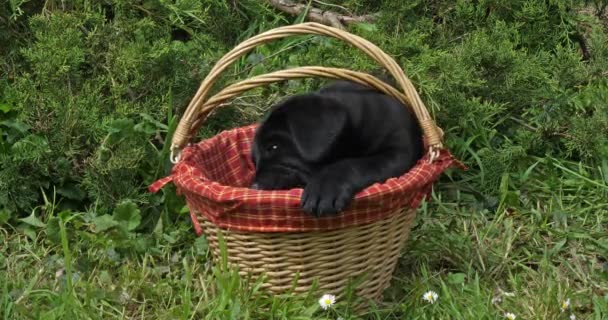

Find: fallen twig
267;0;379;29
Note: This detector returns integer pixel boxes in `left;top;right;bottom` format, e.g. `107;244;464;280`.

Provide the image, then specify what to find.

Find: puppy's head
250;94;347;190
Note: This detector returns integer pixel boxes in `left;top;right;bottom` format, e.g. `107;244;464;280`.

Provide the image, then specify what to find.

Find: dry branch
267;0;379;29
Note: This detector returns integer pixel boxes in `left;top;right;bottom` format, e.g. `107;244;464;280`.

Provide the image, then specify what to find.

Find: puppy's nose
251;183;260;190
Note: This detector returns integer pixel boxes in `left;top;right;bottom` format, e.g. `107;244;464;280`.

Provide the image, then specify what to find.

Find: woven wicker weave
170;22;446;306
200;207;415;300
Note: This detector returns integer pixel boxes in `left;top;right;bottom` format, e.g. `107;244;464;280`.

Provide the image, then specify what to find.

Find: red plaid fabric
149;124;462;233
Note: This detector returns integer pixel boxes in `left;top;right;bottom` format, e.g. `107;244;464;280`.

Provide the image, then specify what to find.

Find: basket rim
173;124;452;203
149;124;463;233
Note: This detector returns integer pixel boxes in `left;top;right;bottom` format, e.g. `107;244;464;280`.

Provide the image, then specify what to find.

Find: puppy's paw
300;176;355;217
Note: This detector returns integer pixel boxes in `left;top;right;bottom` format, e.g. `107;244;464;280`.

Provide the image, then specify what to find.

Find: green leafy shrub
1;0;607;218
0;0;265;215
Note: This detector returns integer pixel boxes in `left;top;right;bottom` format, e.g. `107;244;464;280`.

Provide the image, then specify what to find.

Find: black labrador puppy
250;80;423;216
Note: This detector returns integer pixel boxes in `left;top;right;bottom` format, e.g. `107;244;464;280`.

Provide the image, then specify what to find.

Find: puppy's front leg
301;151;414;216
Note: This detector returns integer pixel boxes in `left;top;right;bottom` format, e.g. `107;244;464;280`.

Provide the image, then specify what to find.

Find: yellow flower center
324;298;331;305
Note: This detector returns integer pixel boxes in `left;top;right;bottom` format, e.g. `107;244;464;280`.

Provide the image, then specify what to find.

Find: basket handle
171;22;444;163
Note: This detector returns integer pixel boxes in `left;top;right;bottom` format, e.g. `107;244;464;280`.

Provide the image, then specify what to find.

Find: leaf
112;200;141;231
99;270;112;285
58;210;72;221
0;209;10;224
140;113;168;130
134;120;158;135
179;205;190;215
162;233;176;244
56;184;86;201
245;53;264;65
92;214;118;233
194;236;208;256
549;238;568;256
354;22;378;33
447;272;467;284
0;120;29;133
19;211;46;228
248;64;267;77
0;103;12;113
301;303;319;317
22;226;37;241
153;213;164;237
106;118;134;134
46;217;61;244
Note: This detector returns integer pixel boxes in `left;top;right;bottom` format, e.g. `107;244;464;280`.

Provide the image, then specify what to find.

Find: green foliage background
2;0;607;217
0;0;605;216
1;0;607;318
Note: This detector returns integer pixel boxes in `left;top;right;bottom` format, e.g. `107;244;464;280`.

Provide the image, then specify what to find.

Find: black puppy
250;81;423;216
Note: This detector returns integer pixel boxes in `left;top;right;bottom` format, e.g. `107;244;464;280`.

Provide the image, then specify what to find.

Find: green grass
2;0;608;319
1;156;606;319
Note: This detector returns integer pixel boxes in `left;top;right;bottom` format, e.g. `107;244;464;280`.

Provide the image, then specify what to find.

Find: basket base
198;207;416;308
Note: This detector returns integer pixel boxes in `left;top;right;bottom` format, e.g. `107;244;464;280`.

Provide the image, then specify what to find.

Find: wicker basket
165;22;448;306
200;207;416;301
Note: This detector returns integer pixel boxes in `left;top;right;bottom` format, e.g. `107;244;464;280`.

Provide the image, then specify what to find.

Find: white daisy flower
504;312;516;320
561;298;571;312
318;293;336;310
422;290;439;304
569;314;576;320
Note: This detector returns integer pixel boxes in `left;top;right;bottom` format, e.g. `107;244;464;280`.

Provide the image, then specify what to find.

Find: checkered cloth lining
150;124;462;233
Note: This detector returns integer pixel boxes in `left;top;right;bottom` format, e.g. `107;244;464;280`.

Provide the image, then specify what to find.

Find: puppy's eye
266;145;278;153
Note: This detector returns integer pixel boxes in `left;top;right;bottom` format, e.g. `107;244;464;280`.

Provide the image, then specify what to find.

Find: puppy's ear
285;95;348;162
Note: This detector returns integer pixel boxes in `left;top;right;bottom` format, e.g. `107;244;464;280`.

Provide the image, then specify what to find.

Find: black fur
251;81;423;216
